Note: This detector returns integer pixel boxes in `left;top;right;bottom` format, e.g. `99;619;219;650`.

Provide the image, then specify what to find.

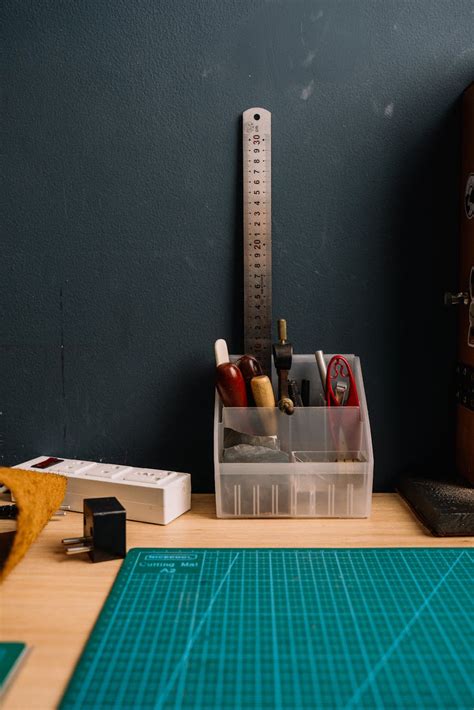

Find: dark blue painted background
2;1;473;490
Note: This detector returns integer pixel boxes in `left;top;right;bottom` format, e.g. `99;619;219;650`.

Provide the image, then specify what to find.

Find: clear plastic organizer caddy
214;354;373;518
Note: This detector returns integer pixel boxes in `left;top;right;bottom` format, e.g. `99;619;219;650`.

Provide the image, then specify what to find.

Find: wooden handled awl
215;339;248;407
250;375;276;407
251;375;277;435
236;355;263;383
236;355;263;403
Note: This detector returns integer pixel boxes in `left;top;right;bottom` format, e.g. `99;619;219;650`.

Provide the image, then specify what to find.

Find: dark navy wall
3;1;473;490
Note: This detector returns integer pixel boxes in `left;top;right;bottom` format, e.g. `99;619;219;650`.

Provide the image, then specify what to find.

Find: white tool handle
214;339;229;367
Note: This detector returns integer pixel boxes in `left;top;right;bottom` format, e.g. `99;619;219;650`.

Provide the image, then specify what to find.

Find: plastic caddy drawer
214;354;373;518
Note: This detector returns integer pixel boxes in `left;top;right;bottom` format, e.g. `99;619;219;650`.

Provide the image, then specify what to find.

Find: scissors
325;355;360;407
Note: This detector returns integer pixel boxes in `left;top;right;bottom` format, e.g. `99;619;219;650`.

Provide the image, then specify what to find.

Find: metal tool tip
65;545;93;555
277;319;287;343
62;537;85;545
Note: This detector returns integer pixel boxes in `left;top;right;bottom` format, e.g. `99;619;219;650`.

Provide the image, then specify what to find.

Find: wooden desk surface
1;493;472;710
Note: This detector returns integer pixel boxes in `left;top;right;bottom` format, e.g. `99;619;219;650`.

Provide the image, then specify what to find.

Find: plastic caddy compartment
214;354;373;518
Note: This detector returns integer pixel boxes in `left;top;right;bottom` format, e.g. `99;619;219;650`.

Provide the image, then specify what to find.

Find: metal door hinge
444;291;469;306
455;362;474;411
445;266;474;347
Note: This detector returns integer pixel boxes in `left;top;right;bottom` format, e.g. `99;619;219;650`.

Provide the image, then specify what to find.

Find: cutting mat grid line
60;549;473;710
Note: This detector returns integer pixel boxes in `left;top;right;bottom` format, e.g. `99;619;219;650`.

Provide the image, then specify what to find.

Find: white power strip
13;456;191;525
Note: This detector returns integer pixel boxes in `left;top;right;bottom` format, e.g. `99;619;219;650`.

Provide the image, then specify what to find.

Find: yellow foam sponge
0;467;67;582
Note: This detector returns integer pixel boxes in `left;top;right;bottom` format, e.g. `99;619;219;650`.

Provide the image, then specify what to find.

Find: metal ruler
243;107;272;375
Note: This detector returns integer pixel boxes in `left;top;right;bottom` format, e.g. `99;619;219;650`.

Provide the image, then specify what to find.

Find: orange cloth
0;467;67;581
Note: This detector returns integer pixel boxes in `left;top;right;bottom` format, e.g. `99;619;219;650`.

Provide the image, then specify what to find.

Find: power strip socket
13;456;191;525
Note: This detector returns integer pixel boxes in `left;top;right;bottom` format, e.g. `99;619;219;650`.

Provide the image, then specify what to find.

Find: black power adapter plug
62;497;126;562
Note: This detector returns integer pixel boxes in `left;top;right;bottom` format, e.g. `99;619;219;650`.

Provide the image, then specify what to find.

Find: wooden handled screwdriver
235;354;263;404
215;339;248;407
250;375;276;407
251;375;277;436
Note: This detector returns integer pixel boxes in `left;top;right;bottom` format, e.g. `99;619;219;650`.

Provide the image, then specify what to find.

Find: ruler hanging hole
254;113;260;120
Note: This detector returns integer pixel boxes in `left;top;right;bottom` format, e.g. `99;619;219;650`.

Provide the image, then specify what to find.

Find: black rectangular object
83;497;126;562
397;476;474;536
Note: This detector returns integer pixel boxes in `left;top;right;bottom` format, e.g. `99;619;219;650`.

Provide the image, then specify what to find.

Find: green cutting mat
0;643;28;698
60;548;473;709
